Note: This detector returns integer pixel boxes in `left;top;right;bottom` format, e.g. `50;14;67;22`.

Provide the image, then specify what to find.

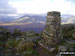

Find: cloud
0;0;75;15
9;0;75;15
0;0;17;15
66;0;75;3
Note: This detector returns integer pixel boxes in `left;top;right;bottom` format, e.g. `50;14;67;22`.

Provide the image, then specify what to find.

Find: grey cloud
66;0;75;3
0;0;17;14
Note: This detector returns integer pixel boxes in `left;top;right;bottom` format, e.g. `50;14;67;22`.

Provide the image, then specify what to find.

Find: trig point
39;11;62;52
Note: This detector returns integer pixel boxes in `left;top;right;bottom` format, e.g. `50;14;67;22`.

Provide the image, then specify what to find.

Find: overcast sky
0;0;75;15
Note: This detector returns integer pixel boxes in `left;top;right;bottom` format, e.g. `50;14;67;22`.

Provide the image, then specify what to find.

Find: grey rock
58;45;67;52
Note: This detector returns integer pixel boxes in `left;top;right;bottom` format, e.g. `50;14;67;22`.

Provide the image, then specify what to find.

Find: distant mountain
61;14;75;18
0;13;75;23
0;16;13;22
14;14;75;24
11;14;46;23
0;14;75;33
61;14;75;24
0;14;75;26
0;14;46;33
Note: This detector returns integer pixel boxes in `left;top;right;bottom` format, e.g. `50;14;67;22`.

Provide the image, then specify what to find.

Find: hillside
0;23;75;56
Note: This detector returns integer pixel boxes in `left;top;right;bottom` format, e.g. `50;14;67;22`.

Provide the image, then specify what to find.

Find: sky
0;0;75;16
